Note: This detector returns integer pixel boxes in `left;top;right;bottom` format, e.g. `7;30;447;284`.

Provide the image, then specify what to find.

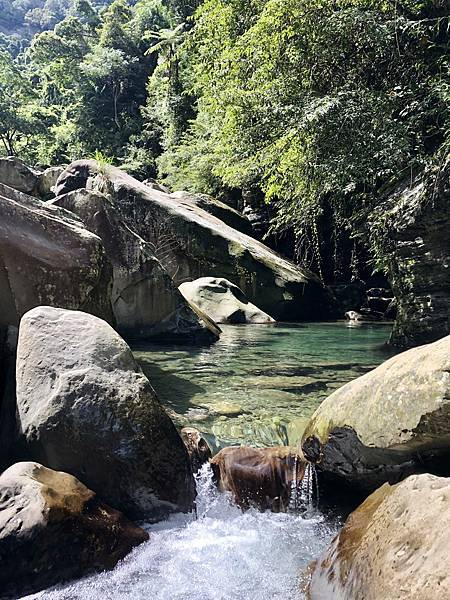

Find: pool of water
134;322;395;448
25;465;339;600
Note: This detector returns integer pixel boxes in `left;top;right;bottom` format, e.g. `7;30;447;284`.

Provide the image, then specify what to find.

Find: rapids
24;465;338;600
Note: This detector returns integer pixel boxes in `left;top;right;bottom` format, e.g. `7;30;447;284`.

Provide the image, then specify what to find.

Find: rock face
0;462;148;599
211;446;307;511
54;160;337;321
302;335;450;493
0;327;17;471
0;183;113;329
307;474;450;600
50;189;219;343
0;157;40;195
179;277;275;324
15;306;196;521
374;161;450;347
171;191;254;236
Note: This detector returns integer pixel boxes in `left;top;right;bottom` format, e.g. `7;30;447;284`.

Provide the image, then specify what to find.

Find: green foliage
157;0;450;275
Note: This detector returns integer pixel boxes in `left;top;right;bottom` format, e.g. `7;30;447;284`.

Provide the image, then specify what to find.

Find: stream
25;322;395;600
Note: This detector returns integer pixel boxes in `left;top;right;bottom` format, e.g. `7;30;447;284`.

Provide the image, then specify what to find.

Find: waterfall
289;461;319;513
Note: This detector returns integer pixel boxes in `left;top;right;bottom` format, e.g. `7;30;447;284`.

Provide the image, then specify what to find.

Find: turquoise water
134;322;395;448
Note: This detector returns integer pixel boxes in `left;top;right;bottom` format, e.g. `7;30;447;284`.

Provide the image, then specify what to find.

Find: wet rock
211;446;307;511
0;462;148;600
179;277;275;324
0;183;113;329
302;335;450;493
15;306;196;521
0;157;40;195
181;427;212;472
54;160;337;321
50;189;219;344
307;474;450;600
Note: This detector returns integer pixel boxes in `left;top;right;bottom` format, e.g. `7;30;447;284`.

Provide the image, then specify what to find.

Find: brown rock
181;427;212;472
0;462;148;600
307;473;450;600
211;446;307;511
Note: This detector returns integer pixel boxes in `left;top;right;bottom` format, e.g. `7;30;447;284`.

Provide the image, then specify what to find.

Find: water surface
26;466;338;600
134;322;395;447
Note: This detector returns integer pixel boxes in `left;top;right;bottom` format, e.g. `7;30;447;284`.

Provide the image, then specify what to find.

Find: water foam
24;465;336;600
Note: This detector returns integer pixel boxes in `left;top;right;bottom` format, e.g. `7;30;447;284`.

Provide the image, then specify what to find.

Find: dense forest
0;0;449;281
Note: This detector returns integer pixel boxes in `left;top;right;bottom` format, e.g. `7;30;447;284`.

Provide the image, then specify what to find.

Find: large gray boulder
302;335;450;493
0;157;40;195
0;183;113;329
0;462;148;599
15;306;196;520
50;189;219;343
179;277;275;324
307;474;450;600
54;160;337;321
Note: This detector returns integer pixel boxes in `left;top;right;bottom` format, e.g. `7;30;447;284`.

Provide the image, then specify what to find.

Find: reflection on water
133;322;395;447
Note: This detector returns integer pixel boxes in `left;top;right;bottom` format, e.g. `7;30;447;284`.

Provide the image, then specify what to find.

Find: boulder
50;189;219;343
179;277;275;324
181;427;212;473
0;183;113;329
307;474;450;600
0;157;40;195
0;326;17;471
211;446;307;511
38;165;66;197
372;160;450;347
54;160;337;321
302;335;450;493
171;191;254;236
15;306;196;521
0;462;148;599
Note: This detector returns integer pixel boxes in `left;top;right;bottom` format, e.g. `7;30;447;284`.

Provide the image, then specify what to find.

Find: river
25;322;394;600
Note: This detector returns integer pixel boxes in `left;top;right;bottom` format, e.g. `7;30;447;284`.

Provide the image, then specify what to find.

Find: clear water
134;322;395;448
23;322;393;600
25;465;338;600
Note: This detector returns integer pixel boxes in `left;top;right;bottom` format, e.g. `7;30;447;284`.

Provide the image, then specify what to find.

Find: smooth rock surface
0;462;148;600
302;335;450;492
0;157;40;195
179;277;275;324
54;160;337;321
38;165;66;197
50;189;219;343
0;184;113;329
15;307;196;520
211;446;307;511
307;474;450;600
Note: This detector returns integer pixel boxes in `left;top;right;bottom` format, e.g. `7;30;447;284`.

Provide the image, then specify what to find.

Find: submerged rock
15;306;196;521
54;160;337;321
0;183;113;329
211;446;307;511
179;277;275;324
307;474;450;600
302;335;450;493
0;462;148;600
50;189;219;343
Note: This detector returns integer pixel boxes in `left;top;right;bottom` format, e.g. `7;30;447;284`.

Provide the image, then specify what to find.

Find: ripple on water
24;466;338;600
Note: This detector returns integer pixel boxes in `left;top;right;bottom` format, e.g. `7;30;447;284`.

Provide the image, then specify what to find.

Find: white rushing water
26;465;337;600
